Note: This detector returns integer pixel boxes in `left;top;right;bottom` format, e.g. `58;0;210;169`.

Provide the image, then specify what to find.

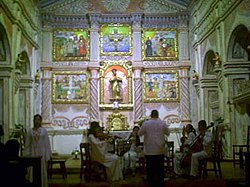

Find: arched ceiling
38;0;191;15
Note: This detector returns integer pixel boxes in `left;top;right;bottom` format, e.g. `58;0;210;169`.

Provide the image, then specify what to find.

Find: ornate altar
106;109;128;131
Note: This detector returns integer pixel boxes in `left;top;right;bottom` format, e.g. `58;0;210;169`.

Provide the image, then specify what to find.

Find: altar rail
48;128;183;155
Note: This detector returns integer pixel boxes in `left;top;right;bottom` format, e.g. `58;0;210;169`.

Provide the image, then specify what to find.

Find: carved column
41;67;52;125
179;67;191;123
133;68;144;121
89;68;99;121
131;13;143;65
178;27;190;61
89;13;100;67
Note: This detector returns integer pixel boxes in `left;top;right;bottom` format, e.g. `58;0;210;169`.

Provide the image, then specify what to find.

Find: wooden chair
199;126;223;178
79;142;107;182
165;141;174;178
47;157;67;179
232;125;250;168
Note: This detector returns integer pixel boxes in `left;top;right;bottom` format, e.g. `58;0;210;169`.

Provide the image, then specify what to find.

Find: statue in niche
213;52;222;68
35;69;40;83
192;70;199;84
233;42;244;58
16;53;25;70
109;68;123;101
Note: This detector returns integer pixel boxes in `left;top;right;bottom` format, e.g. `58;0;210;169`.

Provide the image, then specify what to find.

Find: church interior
0;0;250;186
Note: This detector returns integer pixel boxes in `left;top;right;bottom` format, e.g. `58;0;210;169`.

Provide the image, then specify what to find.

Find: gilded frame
99;61;133;110
52;71;89;104
142;28;178;61
100;24;132;56
52;29;89;61
143;70;179;102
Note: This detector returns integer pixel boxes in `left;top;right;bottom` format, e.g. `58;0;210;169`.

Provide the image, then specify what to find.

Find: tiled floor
48;156;246;186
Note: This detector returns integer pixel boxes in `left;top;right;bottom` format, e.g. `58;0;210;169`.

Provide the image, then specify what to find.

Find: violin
180;122;214;168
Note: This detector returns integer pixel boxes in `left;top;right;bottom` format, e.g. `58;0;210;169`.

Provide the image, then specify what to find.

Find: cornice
0;0;40;49
190;0;243;47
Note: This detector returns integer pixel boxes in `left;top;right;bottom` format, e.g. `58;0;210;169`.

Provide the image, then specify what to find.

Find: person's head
88;121;102;136
33;114;42;128
112;69;117;76
198;120;207;132
150;110;159;119
132;126;140;135
186;124;196;135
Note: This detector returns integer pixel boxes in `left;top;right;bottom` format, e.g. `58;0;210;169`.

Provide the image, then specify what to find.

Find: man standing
138;110;170;187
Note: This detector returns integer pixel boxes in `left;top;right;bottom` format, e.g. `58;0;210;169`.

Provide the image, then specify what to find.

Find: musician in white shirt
190;120;213;178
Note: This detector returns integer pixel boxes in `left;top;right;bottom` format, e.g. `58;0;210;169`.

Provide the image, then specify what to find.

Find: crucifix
108;28;124;52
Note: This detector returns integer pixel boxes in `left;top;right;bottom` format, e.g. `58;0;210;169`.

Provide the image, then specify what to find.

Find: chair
47;157;67;179
165;141;174;178
233;125;250;168
199;126;223;178
79;142;107;182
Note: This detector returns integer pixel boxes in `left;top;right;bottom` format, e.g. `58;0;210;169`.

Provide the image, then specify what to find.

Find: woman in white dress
88;121;123;182
174;124;196;176
24;114;52;187
123;126;142;175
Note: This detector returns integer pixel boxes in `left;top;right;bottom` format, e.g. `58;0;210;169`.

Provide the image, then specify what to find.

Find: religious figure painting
53;29;89;61
100;24;132;56
52;71;88;104
143;70;179;102
142;29;178;61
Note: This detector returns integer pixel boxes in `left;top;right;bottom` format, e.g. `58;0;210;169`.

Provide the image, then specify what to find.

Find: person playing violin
190;120;213;178
174;124;196;176
87;121;123;182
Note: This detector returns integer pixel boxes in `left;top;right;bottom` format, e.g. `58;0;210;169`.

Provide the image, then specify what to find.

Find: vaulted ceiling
37;0;191;15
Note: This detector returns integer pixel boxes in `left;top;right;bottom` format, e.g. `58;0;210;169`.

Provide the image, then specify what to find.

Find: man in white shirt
138;110;170;187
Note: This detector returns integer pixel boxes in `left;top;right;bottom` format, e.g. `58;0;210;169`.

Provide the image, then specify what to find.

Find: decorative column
179;68;191;123
89;13;100;67
41;67;52;125
131;13;143;65
178;27;190;61
133;68;144;121
89;68;99;121
131;13;144;121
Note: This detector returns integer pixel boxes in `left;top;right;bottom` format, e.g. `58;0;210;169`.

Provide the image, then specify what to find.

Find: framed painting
142;29;178;61
52;71;88;104
143;70;179;102
100;24;132;56
53;29;89;61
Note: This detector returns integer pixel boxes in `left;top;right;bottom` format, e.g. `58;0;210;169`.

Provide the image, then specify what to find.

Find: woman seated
87;121;123;182
123;126;142;175
174;124;196;176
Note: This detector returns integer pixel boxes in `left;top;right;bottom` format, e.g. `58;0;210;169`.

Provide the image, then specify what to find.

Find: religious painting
142;29;178;61
100;24;132;56
52;71;88;104
53;29;89;61
143;70;179;102
99;61;133;110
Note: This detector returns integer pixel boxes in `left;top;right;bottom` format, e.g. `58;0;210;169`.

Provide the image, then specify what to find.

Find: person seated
87;121;123;182
174;124;196;176
3;139;32;187
123;126;142;176
190;120;213;178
